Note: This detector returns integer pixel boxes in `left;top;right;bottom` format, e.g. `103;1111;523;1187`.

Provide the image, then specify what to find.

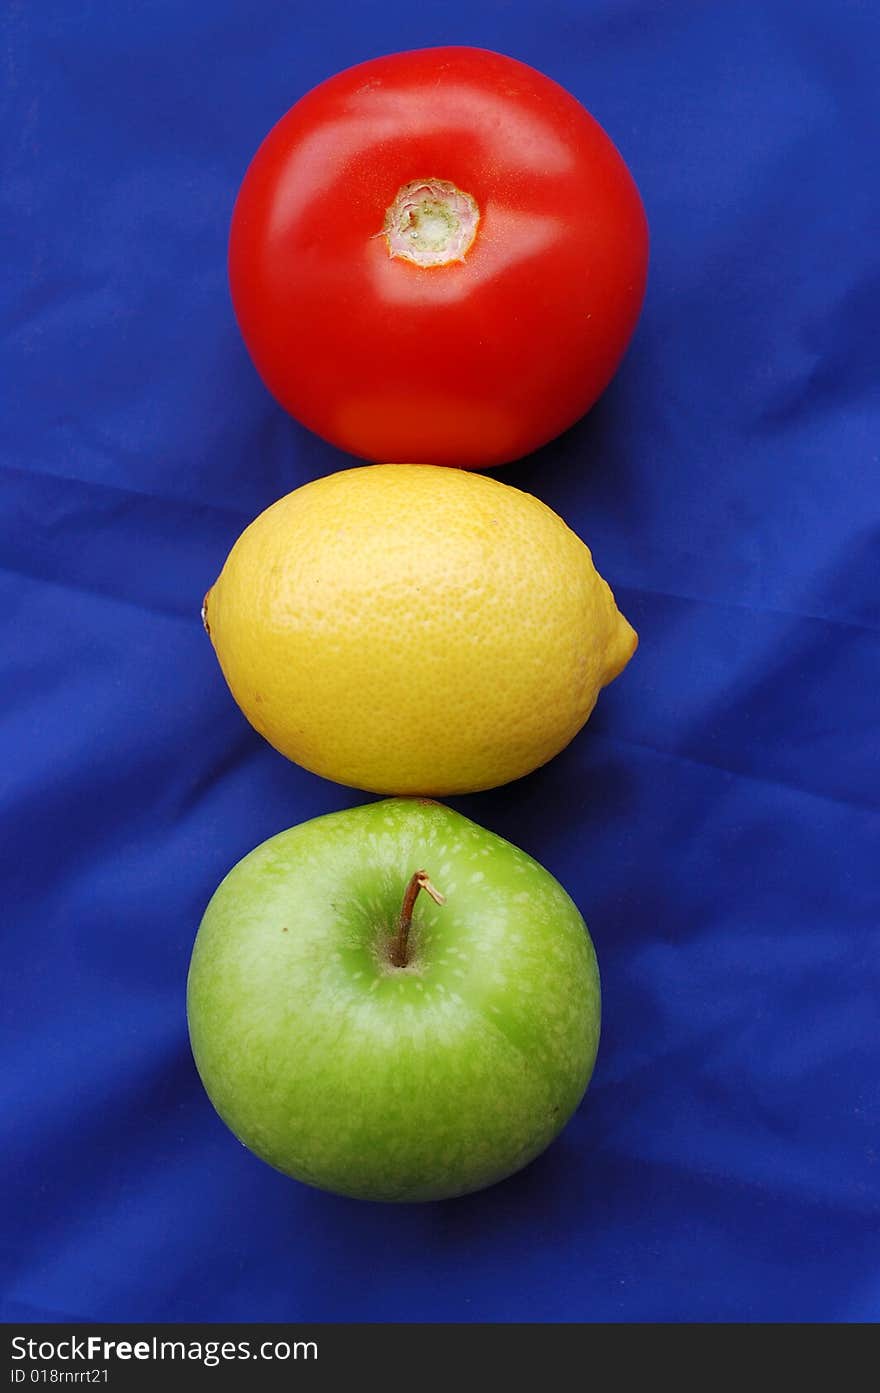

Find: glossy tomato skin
229;47;648;468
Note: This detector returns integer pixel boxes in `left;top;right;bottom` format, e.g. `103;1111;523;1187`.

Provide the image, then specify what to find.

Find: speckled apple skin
187;799;600;1202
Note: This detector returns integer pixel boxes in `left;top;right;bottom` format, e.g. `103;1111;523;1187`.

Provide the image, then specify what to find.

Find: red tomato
229;46;648;468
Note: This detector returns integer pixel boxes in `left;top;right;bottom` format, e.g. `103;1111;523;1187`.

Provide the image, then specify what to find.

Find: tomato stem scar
380;178;480;268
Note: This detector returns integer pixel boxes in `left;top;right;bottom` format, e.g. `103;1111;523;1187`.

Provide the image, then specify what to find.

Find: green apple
187;798;601;1202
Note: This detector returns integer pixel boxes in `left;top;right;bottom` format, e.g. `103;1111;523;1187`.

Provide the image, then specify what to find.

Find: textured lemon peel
206;465;637;795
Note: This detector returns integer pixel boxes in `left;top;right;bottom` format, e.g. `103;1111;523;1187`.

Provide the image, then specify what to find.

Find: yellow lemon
203;464;636;795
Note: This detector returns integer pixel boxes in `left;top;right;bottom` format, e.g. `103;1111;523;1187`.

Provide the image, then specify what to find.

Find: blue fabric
2;0;878;1324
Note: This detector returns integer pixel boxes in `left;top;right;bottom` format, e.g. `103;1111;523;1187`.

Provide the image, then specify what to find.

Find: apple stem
390;870;446;968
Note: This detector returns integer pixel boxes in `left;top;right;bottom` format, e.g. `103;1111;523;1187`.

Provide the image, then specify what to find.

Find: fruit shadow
499;343;654;531
288;1086;645;1322
449;727;640;898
